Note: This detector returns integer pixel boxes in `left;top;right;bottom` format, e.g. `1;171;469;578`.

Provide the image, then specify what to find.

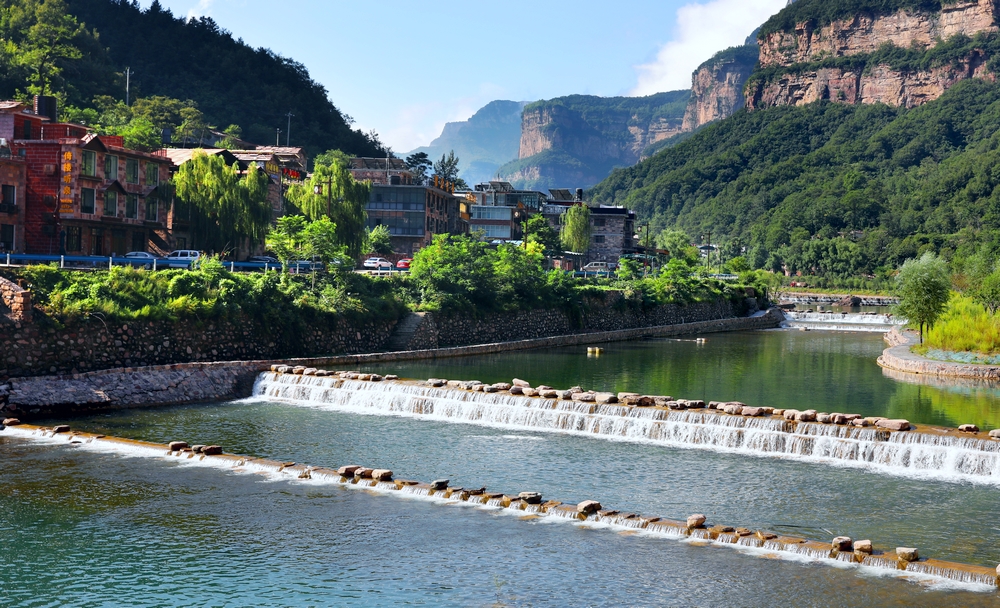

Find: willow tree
172;150;271;254
560;204;591;254
285;159;370;258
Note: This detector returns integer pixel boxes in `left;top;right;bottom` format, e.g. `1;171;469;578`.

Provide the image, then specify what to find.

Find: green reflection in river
358;330;1000;429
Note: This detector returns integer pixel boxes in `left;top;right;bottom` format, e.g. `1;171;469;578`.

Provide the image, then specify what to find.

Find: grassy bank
918;294;1000;355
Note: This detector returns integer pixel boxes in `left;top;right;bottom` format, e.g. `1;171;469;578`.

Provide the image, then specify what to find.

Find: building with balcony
0;151;25;253
463;181;548;241
365;179;468;255
349;157;412;185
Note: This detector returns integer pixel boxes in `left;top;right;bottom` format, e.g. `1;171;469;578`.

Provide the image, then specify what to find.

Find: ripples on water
2;437;998;607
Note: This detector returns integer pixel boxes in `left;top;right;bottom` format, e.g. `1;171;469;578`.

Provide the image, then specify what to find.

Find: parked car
395;258;412;270
247;255;278;264
363;257;392;270
162;250;201;268
582;262;611;273
123;251;158;269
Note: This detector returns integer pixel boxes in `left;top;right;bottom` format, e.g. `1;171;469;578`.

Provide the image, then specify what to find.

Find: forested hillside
0;0;385;158
590;79;1000;277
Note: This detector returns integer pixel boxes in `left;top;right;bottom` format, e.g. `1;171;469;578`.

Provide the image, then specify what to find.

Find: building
542;188;637;263
0;147;25;253
231;149;304;219
1;99;172;256
162;148;244;251
365;178;468;255
349;157;412;185
464;181;548;240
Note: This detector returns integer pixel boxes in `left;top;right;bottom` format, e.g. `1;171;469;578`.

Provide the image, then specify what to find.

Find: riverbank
4;420;997;591
879;327;1000;382
0;308;784;419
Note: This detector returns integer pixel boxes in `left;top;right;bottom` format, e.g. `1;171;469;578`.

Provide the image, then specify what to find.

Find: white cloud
631;0;786;95
186;0;215;21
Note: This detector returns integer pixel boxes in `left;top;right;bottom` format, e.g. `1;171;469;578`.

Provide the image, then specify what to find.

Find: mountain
497;91;691;190
406;100;526;185
62;0;385;159
589;0;1000;277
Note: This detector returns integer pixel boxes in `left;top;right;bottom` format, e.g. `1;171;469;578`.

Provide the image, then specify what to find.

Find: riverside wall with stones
878;327;1000;381
4;420;998;589
0;309;785;420
0;275;31;323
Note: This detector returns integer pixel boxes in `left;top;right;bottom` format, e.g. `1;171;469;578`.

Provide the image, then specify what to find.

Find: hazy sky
137;0;786;152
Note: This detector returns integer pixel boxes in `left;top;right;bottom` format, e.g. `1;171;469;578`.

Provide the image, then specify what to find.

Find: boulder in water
202;445;223;455
817;413;832;423
276;365;291;373
771;409;784;417
3;418;21;426
795;410;817;422
708;401;722;409
540;390;559;399
742;407;765;417
687;514;707;528
428;378;446;387
832;536;853;551
168;441;188;451
385;375;399;381
537;385;553;391
896;547;919;562
337;465;361;477
519;492;542;504
371;469;393;481
492;383;512;391
959;424;980;433
355;467;374;479
303;368;318;376
618;392;639;402
522;388;539;397
512;378;531;388
634;396;655;407
876;419;911;432
358;373;372;381
783;409;800;420
594;392;618;404
687;400;706;409
509;386;524;395
292;366;306;375
568;386;583;393
191;444;205;453
447;380;463;388
990;429;1000;439
757;531;777;541
483;385;499;393
558;390;574;400
52;425;70;433
577;500;602;514
854;539;873;555
572;392;596;402
430;479;449;490
851;418;870;427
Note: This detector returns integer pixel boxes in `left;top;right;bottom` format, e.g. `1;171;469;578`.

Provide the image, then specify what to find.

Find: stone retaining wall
878;327;1000;381
0;275;31;323
0;309;784;420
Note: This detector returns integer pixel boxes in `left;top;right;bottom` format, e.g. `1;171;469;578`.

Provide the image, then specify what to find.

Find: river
4;329;1000;606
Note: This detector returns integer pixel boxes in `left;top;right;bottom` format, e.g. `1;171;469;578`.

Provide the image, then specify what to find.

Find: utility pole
703;231;712;273
314;175;333;217
285;111;294;147
125;67;132;106
275;128;282;146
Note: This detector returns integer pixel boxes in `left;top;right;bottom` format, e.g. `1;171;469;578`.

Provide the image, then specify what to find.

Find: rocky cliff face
750;0;1000;109
682;44;759;131
759;0;999;68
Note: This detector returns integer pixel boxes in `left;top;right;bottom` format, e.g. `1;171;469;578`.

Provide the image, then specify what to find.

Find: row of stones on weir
10;420;997;586
267;367;1000;439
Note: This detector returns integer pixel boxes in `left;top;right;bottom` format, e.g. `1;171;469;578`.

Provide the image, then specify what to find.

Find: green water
358;330;1000;430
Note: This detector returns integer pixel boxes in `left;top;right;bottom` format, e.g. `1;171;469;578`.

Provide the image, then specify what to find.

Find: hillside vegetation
759;0;964;36
1;0;385;158
590;78;1000;278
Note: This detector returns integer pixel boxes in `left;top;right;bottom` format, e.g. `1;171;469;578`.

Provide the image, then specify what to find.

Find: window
594;235;606;244
131;231;145;253
126;158;139;184
1;184;14;205
471;206;511;220
474;224;511;239
593;218;606;227
125;193;138;219
65;226;81;252
105;155;118;180
22;121;31;139
81;188;96;214
145;163;158;185
82;150;96;177
91;228;104;255
145;195;158;222
104;190;118;216
0;224;12;250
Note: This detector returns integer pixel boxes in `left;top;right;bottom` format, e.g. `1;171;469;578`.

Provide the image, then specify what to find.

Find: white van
163;250;201;268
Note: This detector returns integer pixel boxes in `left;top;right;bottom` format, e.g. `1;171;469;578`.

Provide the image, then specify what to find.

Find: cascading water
252;373;1000;483
781;311;904;332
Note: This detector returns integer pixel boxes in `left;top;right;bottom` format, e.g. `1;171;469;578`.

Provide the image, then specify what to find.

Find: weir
252;371;1000;483
780;310;904;332
2;422;996;592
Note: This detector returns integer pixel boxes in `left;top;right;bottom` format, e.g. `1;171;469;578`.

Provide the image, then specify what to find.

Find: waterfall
252;373;1000;483
780;311;905;332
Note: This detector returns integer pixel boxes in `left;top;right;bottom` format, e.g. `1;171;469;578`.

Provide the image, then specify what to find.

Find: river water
5;329;1000;606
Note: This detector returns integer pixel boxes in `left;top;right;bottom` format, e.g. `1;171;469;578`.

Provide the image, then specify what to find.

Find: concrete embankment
0;309;783;420
878;327;1000;382
3;420;997;590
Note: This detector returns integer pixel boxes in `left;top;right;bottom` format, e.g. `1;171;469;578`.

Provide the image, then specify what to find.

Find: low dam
4;422;998;592
253;370;1000;484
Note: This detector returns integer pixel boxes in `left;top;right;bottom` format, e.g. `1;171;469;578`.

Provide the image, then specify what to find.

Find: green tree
284;158;370;258
895;252;951;344
365;224;393;255
265;215;306;275
405;152;432;186
655;228;698;263
130;96;197;131
522;214;561;255
301;216;348;287
172;150;272;254
409;233;497;312
216;124;243;149
560;205;591;254
8;0;86;96
115;117;160;151
433;150;469;190
972;269;1000;315
313;149;352;170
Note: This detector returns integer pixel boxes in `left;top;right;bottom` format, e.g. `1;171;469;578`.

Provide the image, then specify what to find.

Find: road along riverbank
3;420;997;591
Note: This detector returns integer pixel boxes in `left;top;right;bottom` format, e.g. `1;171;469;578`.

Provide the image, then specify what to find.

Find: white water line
250;374;1000;485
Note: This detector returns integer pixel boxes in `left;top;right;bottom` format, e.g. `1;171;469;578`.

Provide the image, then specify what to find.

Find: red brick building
1;100;172;256
0;153;26;253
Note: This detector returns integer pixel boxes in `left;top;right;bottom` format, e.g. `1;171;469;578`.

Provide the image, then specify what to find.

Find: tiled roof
255;146;303;154
351;157;408;171
0;101;25;111
162;148;239;167
231;152;275;162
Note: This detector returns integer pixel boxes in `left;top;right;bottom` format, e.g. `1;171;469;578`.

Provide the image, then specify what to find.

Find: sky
138;0;787;153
